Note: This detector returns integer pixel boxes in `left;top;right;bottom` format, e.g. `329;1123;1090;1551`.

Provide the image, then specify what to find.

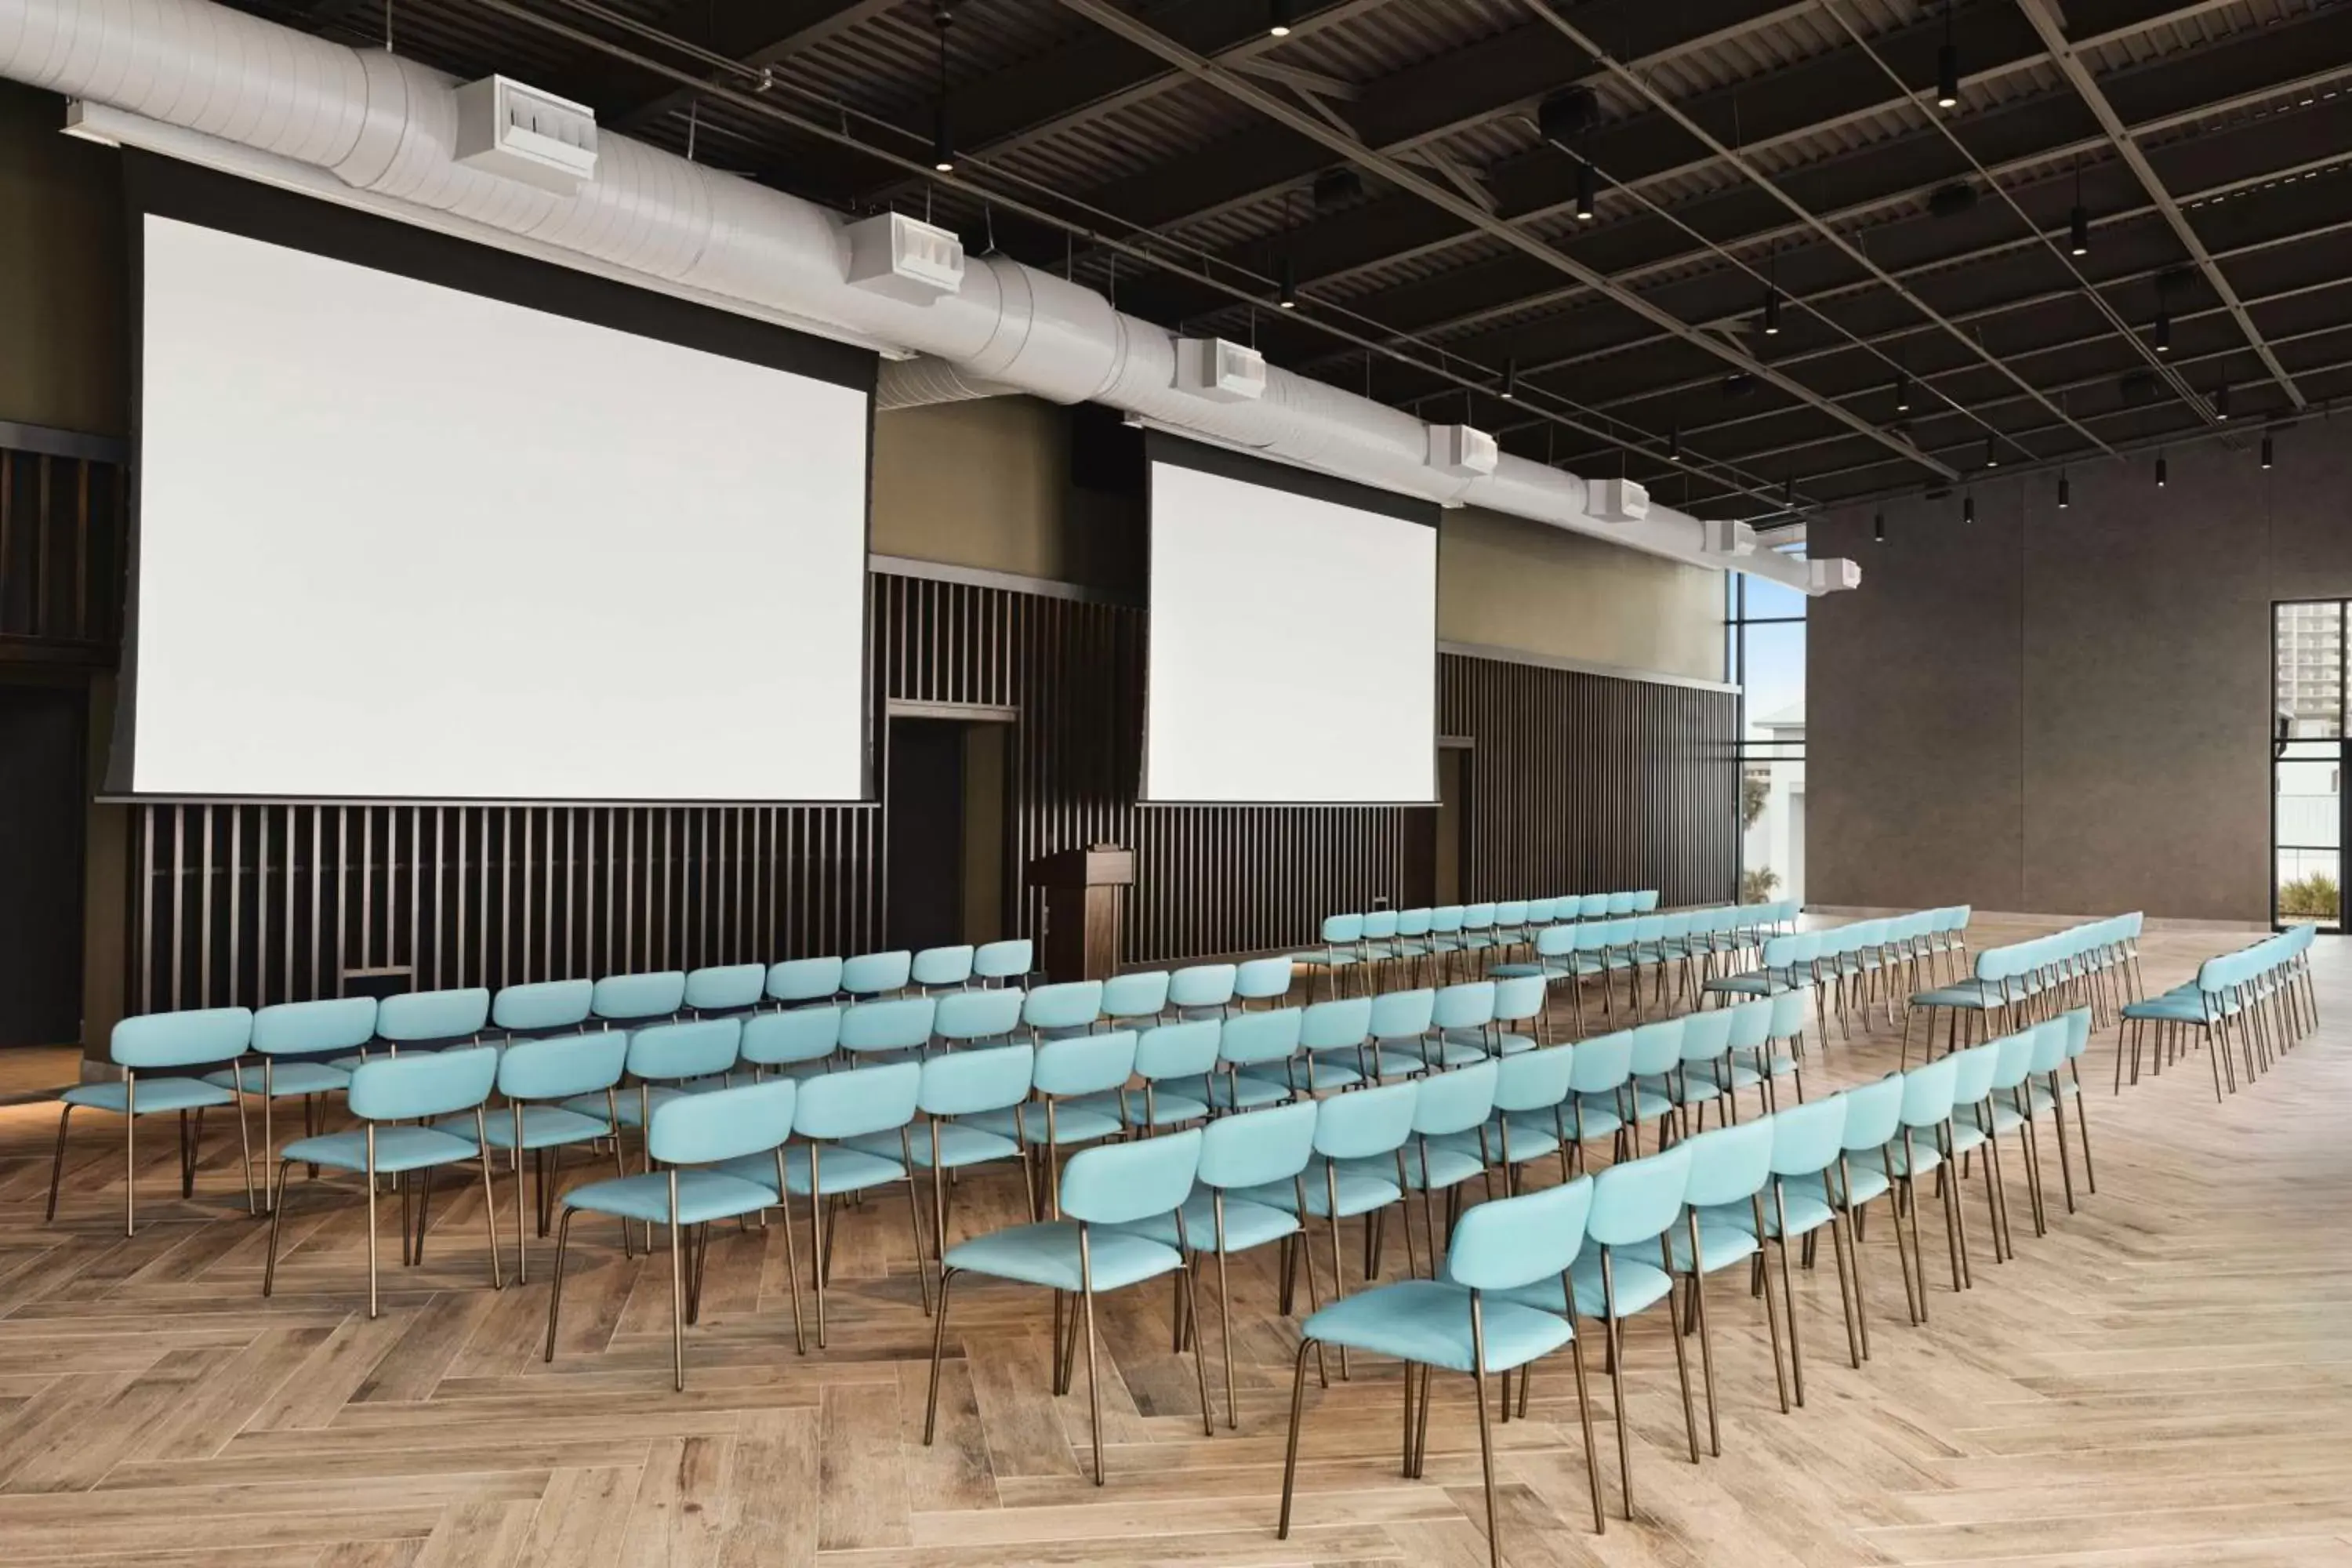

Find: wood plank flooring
2;916;2347;1566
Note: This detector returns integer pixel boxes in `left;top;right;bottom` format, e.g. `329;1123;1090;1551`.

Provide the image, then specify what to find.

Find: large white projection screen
131;216;869;800
1145;454;1438;803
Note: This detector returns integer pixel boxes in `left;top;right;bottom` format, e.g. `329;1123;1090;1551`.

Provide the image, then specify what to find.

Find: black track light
2070;203;2089;256
1267;0;1291;38
2156;452;2168;488
2262;430;2275;470
1576;158;1596;221
1936;1;1959;110
2216;383;2230;421
1985;433;1999;468
1963;490;1975;524
1874;510;1886;544
2058;470;2071;509
1277;256;1297;309
2154;310;2171;354
1893;373;1911;412
1501;358;1519;401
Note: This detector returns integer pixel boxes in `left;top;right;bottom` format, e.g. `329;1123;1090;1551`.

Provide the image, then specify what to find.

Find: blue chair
838;996;938;1061
262;1046;502;1319
841;949;913;999
972;938;1033;987
591;970;686;1027
931;987;1023;1050
545;1078;803;1389
464;1029;630;1280
1282;1176;1606;1567
1665;1119;1791;1453
786;1060;928;1343
207;996;377;1210
684;963;765;1016
1116;1099;1316;1427
1101;970;1172;1028
924;1128;1213;1483
740;1005;840;1080
49;1007;254;1234
912;944;976;989
493;978;593;1040
766;955;844;1007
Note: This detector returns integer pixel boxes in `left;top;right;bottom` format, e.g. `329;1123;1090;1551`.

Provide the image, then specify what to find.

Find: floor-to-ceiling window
2274;599;2344;930
1729;553;1806;906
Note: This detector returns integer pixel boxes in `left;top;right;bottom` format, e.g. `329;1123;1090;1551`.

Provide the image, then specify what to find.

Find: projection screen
1144;439;1439;804
124;189;872;802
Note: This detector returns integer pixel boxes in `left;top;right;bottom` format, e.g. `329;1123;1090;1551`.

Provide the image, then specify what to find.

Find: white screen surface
1145;456;1437;803
131;216;869;800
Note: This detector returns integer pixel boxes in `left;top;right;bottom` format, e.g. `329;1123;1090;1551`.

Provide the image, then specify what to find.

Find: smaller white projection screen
129;215;870;800
1145;449;1439;803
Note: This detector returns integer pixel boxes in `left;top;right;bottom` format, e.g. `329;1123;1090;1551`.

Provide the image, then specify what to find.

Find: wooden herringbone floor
2;916;2348;1567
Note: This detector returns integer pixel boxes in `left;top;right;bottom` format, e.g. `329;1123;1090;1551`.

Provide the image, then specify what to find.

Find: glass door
2272;600;2345;931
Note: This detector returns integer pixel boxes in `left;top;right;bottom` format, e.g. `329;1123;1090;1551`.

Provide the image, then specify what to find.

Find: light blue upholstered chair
544;1077;803;1389
923;1128;1212;1484
50;1007;254;1233
262;1045;501;1319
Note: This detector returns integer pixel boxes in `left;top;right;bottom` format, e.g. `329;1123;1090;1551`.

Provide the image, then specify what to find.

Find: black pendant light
930;5;955;173
1936;0;1960;109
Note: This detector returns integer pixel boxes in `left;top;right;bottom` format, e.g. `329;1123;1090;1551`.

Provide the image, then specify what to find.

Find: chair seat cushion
1233;1166;1399;1219
960;1103;1125;1145
63;1076;236;1115
946;1220;1181;1292
563;1168;778;1225
447;1103;611;1149
281;1123;481;1175
205;1062;352;1098
1117;1192;1298;1253
1303;1279;1572;1374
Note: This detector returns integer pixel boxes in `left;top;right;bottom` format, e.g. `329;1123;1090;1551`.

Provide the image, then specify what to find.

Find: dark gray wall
1810;414;2352;923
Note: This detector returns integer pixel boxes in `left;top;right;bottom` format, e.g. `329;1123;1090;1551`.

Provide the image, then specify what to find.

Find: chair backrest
376;987;491;1045
493;979;593;1034
1628;1018;1683;1077
591;971;686;1022
916;1042;1033;1116
1897;1056;1962;1128
1431;980;1496;1032
838;996;937;1055
1448;1175;1594;1292
1134;1019;1221;1082
1490;973;1545;1026
1169;963;1239;1009
1766;1092;1848;1178
766;956;844;1004
112;1006;252;1070
1022;980;1104;1032
1493;1042;1577;1114
1299;995;1373;1053
647;1077;797;1167
1567;1029;1633;1094
933;987;1024;1044
626;1018;742;1083
252;996;378;1057
1033;1029;1140;1097
1367;988;1436;1041
684;964;766;1013
498;1030;630;1101
1411;1060;1498;1137
972;938;1033;982
1197;1101;1317;1190
1233;956;1295;1002
1838;1074;1905;1149
911;945;977;988
348;1044;498;1122
1059;1127;1203;1225
740;1005;840;1067
1100;970;1172;1020
1585;1143;1693;1247
1218;1007;1303;1068
840;950;913;996
793;1058;920;1140
1680;1118;1774;1207
1312;1078;1419;1159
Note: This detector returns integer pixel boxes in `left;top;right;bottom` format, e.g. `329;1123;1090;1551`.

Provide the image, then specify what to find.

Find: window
1729;552;1806;906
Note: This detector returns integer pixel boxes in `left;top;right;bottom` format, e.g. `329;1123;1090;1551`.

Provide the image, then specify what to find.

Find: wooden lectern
1031;845;1134;982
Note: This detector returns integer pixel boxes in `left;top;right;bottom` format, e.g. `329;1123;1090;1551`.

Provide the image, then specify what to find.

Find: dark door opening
0;681;87;1047
884;711;1011;953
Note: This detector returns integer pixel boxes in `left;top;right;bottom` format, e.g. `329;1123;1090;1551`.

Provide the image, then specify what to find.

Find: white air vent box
1589;477;1649;524
1809;557;1863;593
1703;518;1758;557
844;211;965;303
1427;423;1498;478
454;76;598;196
1173;338;1266;403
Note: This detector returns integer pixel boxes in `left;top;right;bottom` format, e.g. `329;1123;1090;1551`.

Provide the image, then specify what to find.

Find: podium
1031;846;1134;982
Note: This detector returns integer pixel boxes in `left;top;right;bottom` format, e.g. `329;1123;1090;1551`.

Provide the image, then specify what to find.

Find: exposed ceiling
238;0;2352;520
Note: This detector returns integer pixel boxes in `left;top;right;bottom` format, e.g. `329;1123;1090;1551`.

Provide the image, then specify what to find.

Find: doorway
884;707;1011;953
0;679;88;1047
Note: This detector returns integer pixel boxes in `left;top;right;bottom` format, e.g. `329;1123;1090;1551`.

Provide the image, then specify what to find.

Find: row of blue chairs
1906;913;2144;1059
2119;923;2316;1099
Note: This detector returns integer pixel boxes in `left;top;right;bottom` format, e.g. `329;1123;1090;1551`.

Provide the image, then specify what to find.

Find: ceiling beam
2010;0;2307;408
1051;0;1961;480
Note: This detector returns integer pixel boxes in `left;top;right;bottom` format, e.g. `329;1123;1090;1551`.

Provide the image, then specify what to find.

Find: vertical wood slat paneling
126;570;1737;1010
